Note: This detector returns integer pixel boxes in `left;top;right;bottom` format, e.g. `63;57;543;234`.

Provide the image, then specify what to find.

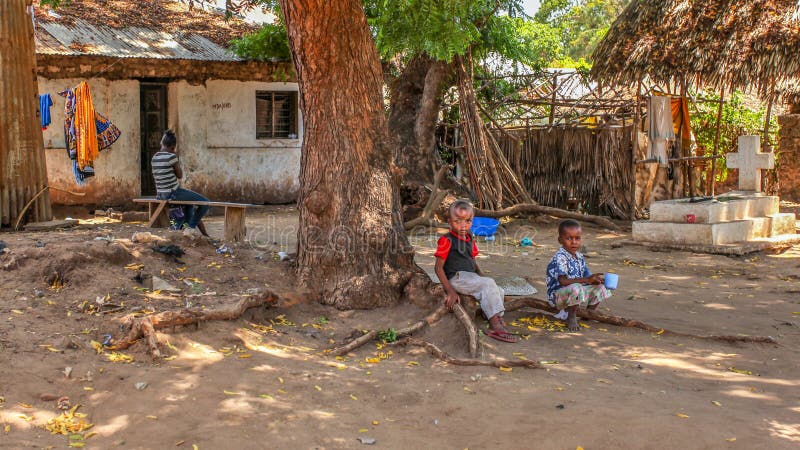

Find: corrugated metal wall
1;0;52;227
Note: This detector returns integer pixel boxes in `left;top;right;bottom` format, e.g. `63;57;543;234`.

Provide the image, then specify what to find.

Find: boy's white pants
449;271;505;319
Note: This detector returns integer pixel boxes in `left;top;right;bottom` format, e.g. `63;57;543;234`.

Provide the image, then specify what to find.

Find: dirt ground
1;206;799;449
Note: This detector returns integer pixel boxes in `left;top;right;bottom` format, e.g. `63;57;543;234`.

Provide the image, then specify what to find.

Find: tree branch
474;203;620;231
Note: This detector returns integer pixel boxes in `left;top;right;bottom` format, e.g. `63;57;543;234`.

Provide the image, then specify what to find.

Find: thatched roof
591;0;800;98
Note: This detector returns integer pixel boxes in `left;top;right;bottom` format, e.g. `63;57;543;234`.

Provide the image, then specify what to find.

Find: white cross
726;136;774;192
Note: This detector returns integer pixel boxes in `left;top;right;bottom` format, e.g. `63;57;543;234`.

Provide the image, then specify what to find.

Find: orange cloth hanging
74;82;99;170
670;97;692;150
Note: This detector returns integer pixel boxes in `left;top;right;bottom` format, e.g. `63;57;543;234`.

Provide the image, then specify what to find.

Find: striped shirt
151;151;180;194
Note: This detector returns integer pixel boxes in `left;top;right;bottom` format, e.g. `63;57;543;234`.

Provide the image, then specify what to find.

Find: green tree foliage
690;91;777;181
232;0;559;69
229;22;291;61
535;0;629;64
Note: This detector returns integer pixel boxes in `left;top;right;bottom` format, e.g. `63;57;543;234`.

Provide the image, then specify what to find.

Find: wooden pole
0;0;52;226
548;72;558;126
631;80;642;220
709;87;725;197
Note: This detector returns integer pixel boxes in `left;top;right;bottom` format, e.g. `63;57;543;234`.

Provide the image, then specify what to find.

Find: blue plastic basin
470;216;500;236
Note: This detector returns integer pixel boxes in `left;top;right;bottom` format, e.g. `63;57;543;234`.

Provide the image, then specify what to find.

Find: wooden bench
133;198;260;242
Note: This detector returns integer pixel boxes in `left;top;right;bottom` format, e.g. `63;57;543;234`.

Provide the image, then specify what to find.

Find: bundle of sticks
455;54;531;210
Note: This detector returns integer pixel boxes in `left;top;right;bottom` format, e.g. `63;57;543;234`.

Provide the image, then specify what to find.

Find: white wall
39;77;140;205
39;77;301;206
170;79;301;203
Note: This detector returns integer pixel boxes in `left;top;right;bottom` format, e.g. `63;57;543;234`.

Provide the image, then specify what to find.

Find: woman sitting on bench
152;129;209;238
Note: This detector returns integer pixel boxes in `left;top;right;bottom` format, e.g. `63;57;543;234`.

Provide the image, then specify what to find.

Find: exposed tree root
404;165;450;230
329;304;449;357
504;296;777;344
452;303;480;358
113;292;280;356
474;203;620;231
396;338;540;369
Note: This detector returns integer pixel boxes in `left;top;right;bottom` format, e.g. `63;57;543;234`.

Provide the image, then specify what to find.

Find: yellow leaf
656;329;665;335
223;390;242;396
676;413;690;419
728;367;753;375
277;389;287;394
365;357;381;364
407;361;419;367
68;443;85;448
350;394;358;400
11;309;24;315
577;447;585;450
17;402;33;409
83;387;93;391
314;385;322;391
372;420;379;425
146;415;158;420
711;401;722;407
258;394;273;399
498;366;512;372
540;360;559;365
726;437;736;442
19;414;34;422
4;424;11;433
90;341;103;354
193;445;199;450
277;377;284;384
579;322;590;328
463;387;474;393
791;312;800;315
124;263;145;270
237;354;252;359
45;346;60;352
358;428;368;433
554;386;564;391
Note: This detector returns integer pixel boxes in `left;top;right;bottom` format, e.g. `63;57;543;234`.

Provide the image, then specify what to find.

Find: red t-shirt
434;231;479;260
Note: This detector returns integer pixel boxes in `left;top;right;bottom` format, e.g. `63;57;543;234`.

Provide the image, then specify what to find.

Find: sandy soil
1;207;799;449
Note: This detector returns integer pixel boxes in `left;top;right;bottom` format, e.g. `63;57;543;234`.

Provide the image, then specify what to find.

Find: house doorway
140;83;168;196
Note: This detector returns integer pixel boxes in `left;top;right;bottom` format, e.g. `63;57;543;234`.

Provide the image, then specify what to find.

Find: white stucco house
34;1;301;206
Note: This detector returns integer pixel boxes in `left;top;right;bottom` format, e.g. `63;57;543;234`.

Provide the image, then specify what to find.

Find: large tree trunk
280;0;418;309
0;0;52;227
388;55;450;183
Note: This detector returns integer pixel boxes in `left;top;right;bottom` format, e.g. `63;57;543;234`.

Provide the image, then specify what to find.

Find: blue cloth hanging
40;94;53;130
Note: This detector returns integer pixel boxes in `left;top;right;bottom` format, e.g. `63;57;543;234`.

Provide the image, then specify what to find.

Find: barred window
256;91;298;139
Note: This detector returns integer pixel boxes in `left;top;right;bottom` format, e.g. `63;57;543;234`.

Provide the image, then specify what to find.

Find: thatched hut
591;0;800;99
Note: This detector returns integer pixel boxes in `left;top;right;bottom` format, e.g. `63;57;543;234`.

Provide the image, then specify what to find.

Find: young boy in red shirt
434;200;516;343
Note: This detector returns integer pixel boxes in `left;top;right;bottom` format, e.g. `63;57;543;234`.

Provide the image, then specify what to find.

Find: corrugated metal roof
35;18;241;61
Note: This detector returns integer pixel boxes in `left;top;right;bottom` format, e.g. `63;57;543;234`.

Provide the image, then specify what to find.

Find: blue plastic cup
603;273;619;290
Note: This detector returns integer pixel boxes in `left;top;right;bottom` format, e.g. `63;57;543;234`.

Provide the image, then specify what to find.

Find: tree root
504;296;777;344
452;303;480;358
474;203;620;231
404;165;450;230
329;304;449;357
113;292;281;356
396;338;540;369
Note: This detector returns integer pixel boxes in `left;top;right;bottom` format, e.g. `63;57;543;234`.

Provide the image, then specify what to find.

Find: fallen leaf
19;414;34;422
276;389;287;394
237;354;252;359
83;387;93;391
175;440;185;446
314;385;322;391
146;415;158;420
540;360;559;365
277;377;284;384
712;401;722;407
223;390;242;396
372;420;379;425
498;366;513;372
350;394;358;400
358;428;368;433
577;447;585;450
656;329;665;335
193;445;199;450
726;437;736;442
406;361;419;367
11;309;24;315
676;413;690;419
596;378;612;384
258;394;273;399
728;367;753;375
124;263;145;271
16;402;33;409
4;424;10;433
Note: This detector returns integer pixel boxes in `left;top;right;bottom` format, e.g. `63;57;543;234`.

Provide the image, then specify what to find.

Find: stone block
648;194;779;223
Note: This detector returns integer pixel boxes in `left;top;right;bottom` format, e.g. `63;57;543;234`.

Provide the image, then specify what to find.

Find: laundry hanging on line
40;94;53;130
59;82;121;185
